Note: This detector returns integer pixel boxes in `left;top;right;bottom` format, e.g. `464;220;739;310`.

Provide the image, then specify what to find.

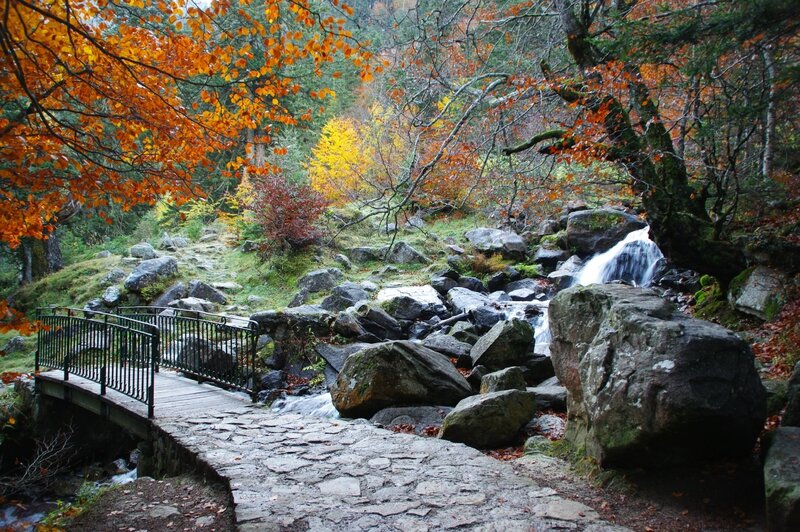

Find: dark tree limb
502;129;568;156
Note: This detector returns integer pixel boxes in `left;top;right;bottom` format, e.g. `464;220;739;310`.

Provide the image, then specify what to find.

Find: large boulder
438;390;536;448
422;334;472;359
297;268;344;294
783;362;800;427
330;341;472;418
765;427;800;531
376;285;446;321
447;287;491;313
250;305;333;337
728;266;786;320
151;282;187;307
352;302;403;340
470;319;535;371
129;242;157;259
124;257;178;292
102;286;122;307
464;228;527;259
174;336;235;375
480;367;527;394
385;241;431;264
565;208;646;257
188;280;228;305
320;282;369;312
549;284;767;467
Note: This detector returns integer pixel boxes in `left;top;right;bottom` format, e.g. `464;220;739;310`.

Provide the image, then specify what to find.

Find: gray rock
331;311;375;341
405;215;425;230
469;306;505;332
287;288;310;308
334;254;353;271
509;289;537;301
447;287;491;313
565;208;646;257
527;385;567;412
102;286;122;306
314;342;371;373
101;268;127;287
320;282;369;312
129;242;157;259
246;295;264;305
764;427;800;531
537;219;560;236
199;233;217;243
188;280;228;304
549;283;767;467
251;306;333;337
212;281;243;292
533;247;568;270
170;297;217;313
728;266;786;320
505;278;553;299
470;319;535;371
160;233;188;251
376;285;446;321
359;280;379;292
422;335;472;359
260;370;287;391
439;390;536;448
783;362;800;427
386;241;431;264
458;276;486;293
124;257;178;292
548;255;584;289
2;336;27;354
349;247;382;264
464;228;527;260
431;276;458;295
151;282;187;307
331;341;472;418
448;321;481;344
353;302;403;340
480;367;527;394
371;406;452;434
95;250;111;258
297;268;344;294
174;336;234;375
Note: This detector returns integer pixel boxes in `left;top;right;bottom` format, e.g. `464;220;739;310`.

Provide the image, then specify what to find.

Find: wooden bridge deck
36;369;251;435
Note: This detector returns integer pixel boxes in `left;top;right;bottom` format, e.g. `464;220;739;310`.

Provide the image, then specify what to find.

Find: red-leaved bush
249;170;329;250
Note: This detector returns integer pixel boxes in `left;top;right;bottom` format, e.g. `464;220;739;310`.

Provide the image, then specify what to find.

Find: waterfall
575;227;664;288
271;392;340;418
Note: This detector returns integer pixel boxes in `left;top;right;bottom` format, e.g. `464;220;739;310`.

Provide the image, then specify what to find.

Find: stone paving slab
156;406;629;531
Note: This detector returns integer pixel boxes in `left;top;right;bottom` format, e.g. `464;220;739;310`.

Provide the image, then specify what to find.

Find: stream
272;226;665;418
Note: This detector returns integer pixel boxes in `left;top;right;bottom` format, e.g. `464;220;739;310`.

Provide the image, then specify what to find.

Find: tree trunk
19;232;64;285
552;0;746;285
762;47;776;180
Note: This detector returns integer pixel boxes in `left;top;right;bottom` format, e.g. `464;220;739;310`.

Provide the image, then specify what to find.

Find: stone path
156;406;628;531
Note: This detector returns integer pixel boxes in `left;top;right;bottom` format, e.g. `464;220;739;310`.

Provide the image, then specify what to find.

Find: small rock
129;242;157;259
480;367;527;394
297;268;344;293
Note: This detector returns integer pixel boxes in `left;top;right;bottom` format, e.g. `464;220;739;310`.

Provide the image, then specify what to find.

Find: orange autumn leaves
0;0;374;248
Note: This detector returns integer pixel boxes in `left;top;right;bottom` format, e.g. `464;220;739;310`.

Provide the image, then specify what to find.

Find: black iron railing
116;307;259;398
36;308;159;417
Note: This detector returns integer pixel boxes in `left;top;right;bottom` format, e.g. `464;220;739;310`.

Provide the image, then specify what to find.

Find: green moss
539;230;566;247
699;274;717;288
728;267;755;299
515;264;541;279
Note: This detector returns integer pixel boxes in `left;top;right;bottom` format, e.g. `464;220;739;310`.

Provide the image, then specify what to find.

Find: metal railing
36;308;159;417
116;307;259;398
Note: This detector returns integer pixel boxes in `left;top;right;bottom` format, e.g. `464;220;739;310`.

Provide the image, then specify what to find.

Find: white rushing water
271;392;340;418
575;226;664;288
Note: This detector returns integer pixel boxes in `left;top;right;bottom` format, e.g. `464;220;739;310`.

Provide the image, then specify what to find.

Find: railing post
35;309;41;374
100;314;108;396
250;322;258;402
148;327;158;418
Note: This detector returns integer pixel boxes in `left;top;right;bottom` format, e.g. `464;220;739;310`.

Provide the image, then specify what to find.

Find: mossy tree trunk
547;0;745;284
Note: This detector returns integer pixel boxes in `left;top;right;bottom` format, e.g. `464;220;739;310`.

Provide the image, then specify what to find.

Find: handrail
116;306;258;398
35;307;159;417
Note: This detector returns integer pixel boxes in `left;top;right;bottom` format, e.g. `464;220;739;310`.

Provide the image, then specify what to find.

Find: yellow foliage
308;116;375;206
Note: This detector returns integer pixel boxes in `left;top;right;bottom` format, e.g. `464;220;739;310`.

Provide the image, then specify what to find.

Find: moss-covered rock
565;208;646;257
438;389;536;448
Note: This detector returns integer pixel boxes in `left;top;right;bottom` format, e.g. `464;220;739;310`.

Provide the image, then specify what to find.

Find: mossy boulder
470;318;534;371
549;283;766;467
565;208;646;257
438;389;536;448
727;266;786;320
764;427;800;531
330;341;472;418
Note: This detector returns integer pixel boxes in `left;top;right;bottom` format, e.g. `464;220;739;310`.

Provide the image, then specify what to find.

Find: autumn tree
375;0;799;283
0;0;374;328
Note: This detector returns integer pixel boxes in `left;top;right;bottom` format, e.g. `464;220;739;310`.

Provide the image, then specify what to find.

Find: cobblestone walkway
156;406;627;531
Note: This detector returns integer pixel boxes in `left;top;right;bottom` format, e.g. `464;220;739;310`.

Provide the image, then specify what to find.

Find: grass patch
42;482;110;528
0;331;36;373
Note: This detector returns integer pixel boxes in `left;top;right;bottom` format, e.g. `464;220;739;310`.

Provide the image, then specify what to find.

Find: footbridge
34;306;259;435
